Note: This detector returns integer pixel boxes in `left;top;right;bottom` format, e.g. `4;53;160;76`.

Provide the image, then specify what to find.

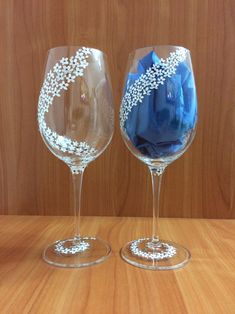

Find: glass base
121;238;190;270
43;236;111;268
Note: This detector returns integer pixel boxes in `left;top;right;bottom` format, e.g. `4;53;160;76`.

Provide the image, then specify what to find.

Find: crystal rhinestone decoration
130;238;177;261
38;47;97;161
120;47;187;130
54;238;94;256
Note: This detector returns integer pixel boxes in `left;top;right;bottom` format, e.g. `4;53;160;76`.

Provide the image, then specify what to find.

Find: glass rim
46;45;108;57
129;45;190;56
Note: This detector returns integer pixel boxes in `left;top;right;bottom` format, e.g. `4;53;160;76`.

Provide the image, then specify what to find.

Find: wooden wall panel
0;0;234;218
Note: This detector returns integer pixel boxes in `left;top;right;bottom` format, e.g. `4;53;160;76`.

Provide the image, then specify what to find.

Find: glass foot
43;237;111;268
121;238;190;270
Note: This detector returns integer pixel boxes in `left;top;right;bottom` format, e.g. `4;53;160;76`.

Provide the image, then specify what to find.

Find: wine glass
38;46;114;268
120;45;197;270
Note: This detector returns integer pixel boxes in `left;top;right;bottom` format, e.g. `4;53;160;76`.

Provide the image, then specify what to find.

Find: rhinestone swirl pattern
130;238;177;261
54;238;94;255
120;47;187;130
38;47;97;159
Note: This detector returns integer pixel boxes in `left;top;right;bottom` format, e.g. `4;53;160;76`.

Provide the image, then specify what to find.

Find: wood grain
0;0;235;217
0;215;234;313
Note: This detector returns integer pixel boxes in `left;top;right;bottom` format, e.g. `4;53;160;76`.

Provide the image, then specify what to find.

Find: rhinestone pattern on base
130;238;177;261
54;238;94;255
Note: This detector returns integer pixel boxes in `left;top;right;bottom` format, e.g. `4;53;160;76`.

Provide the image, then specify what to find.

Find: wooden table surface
0;216;234;314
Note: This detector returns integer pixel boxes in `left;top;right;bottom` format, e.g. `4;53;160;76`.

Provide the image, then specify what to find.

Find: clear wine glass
38;46;114;268
120;45;197;270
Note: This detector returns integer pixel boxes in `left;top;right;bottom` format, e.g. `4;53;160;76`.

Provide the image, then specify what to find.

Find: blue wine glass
120;45;197;270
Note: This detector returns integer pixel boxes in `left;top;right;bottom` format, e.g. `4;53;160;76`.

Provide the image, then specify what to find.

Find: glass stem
71;168;84;242
149;166;165;243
